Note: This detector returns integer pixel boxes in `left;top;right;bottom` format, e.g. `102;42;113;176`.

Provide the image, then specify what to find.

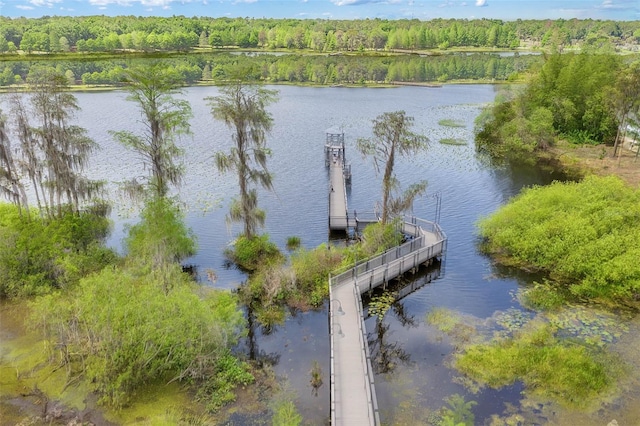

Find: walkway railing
331;216;447;292
329;215;446;426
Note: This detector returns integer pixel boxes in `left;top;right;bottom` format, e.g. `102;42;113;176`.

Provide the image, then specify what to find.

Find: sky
0;0;638;21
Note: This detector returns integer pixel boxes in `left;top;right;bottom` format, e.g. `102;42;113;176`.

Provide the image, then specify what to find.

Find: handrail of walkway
353;282;381;425
328;282;337;426
330;215;446;288
329;214;446;426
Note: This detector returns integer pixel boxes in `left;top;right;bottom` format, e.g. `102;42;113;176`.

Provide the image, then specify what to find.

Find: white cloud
87;0;187;6
475;0;487;6
16;4;35;9
600;0;625;8
29;0;62;7
331;0;384;6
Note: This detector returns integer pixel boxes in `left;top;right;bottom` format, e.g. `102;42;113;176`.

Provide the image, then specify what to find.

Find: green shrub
31;264;247;410
0;203;115;298
125;197;196;266
226;233;283;272
519;280;568;311
286;236;301;251
196;353;254;412
341;220;403;268
478;176;640;304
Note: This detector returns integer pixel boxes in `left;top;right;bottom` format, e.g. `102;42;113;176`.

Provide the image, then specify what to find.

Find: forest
2;16;638;88
1;15;639;54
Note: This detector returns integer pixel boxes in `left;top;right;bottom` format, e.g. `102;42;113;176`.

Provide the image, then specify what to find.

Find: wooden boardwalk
325;130;447;426
329;218;446;425
329;157;349;230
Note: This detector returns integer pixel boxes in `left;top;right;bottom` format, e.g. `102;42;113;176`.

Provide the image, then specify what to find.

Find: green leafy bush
226;233;283;272
290;244;343;304
0;203;115;298
340;220;403;268
478;176;640;304
31;265;247;409
125;197;196;266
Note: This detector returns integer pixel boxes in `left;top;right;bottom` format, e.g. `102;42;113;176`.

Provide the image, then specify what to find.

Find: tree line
0;51;543;87
1;16;639;54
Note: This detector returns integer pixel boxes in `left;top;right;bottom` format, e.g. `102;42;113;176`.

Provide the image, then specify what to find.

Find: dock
325;131;447;425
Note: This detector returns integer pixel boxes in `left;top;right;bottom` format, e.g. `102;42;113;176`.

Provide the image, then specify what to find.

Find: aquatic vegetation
441;393;477;426
286;235;301;251
426;307;477;345
270;400;303;426
309;360;323;394
495;308;532;336
369;292;397;319
427;307;460;333
269;383;303;426
439;138;467;145
547;304;630;348
455;320;621;408
438;119;466;128
519;280;567;311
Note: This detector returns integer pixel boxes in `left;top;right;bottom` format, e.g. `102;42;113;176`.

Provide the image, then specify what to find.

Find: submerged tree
357;111;428;224
111;63;192;199
206;76;278;239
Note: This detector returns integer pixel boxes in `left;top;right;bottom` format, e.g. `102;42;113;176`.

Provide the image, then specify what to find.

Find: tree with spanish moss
22;67;101;219
206;74;278;239
111;63;192;200
357;111;428;224
0;108;27;214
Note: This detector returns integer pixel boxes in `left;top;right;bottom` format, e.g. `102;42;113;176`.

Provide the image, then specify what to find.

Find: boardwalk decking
329;157;349;231
329;219;446;425
325;132;447;426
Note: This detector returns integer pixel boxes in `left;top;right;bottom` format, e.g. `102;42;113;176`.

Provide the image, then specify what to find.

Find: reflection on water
48;85;628;424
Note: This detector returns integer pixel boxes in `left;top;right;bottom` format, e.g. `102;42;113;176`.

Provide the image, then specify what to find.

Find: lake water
69;84;566;424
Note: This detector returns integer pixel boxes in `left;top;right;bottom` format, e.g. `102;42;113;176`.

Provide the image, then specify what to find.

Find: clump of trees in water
475;53;640;162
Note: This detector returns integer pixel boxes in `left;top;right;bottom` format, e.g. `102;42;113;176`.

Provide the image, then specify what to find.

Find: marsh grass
439;138;467;146
426;307;476;345
286;236;301;251
455;321;622;408
427;307;460;333
519;280;567;311
438;119;466;128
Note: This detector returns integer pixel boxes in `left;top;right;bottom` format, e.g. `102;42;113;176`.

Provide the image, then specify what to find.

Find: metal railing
330;216;446;289
353;283;381;425
328;215;446;426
